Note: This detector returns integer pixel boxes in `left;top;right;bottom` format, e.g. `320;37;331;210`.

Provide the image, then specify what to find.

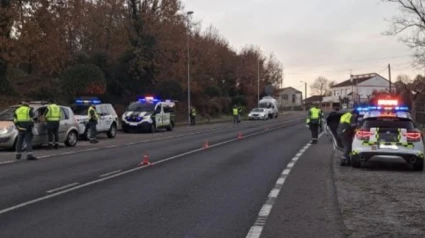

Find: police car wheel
351;156;361;168
107;124;117;138
413;160;424;171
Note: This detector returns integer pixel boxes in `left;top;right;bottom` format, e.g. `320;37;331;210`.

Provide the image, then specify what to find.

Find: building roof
331;73;387;88
303;95;323;103
276;87;302;94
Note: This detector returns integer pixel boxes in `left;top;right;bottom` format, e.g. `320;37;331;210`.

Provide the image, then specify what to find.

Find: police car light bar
377;99;398;106
138;96;159;103
75;98;101;104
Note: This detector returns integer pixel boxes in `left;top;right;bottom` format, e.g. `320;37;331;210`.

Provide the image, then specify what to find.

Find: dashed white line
0;119;304;215
246;132;324;238
0;160;15;165
46;182;79;194
99;170;122;178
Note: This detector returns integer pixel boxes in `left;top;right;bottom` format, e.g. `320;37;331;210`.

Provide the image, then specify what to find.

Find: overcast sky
181;0;423;96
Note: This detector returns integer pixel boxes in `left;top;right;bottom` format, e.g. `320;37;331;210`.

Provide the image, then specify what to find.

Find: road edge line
245;132;324;238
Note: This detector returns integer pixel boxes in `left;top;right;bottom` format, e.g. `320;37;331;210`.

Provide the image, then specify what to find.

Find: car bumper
249;115;266;120
0;134;16;149
352;147;424;163
122;121;152;131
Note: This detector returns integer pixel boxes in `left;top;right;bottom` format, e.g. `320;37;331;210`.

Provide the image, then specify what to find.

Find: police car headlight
0;126;14;135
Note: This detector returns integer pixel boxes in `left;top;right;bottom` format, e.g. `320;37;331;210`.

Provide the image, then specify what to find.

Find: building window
282;94;288;100
292;94;296;103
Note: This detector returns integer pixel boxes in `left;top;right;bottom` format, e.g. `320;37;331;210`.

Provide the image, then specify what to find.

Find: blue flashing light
75;98;101;105
137;96;160;103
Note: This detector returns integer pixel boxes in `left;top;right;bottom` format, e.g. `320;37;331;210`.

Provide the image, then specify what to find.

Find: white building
276;87;303;110
322;73;392;108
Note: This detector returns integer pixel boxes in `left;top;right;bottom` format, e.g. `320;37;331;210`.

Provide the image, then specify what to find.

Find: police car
71;98;119;140
121;96;176;133
350;99;424;171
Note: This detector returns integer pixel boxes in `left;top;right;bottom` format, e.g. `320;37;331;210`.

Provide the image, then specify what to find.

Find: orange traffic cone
238;132;243;139
203;140;209;149
140;153;151;166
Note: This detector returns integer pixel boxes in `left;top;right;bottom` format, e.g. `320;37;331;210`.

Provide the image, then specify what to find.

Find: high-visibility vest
340;112;352;124
191;108;196;116
14;106;31;122
306;107;321;123
233;108;239;115
46;104;61;121
88;106;99;120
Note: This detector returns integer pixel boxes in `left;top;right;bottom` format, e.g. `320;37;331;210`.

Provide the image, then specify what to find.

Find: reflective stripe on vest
233;108;238;115
46;104;61;121
15;106;31;122
340;112;352;124
191;109;196;116
88;107;99;120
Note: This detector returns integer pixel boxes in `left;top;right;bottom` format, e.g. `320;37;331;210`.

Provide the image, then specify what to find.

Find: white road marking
246;132;324;238
0;161;15;165
99;170;122;178
0;119;304;215
46;183;79;194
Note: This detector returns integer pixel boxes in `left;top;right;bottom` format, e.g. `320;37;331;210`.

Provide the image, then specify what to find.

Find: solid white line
0;161;15;165
0;119;304;215
268;189;280;198
46;183;79;194
245;132;324;238
99;170;122;178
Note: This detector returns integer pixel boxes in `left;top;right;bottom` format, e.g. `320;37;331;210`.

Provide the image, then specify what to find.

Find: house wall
331;75;391;102
278;89;302;108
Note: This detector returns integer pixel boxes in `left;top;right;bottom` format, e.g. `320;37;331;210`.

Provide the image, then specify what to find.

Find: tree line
0;0;283;118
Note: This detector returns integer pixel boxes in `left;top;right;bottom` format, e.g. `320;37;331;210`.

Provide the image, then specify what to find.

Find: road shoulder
261;136;346;238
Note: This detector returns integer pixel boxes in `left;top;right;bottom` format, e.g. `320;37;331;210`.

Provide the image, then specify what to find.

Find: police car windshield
0;107;17;121
128;102;156;112
72;105;89;115
362;118;415;130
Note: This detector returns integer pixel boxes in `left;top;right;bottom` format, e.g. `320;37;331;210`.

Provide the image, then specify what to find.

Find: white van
258;96;279;119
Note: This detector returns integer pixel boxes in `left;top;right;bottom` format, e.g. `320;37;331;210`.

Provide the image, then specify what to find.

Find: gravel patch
332;150;425;238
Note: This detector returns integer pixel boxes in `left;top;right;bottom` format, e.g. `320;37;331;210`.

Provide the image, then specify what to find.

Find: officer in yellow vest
190;106;196;126
44;100;61;149
306;104;322;144
87;104;99;143
233;105;239;124
14;100;37;160
337;109;358;165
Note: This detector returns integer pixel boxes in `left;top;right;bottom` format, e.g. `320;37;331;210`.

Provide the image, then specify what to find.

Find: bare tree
383;0;425;66
396;74;412;83
310;76;330;96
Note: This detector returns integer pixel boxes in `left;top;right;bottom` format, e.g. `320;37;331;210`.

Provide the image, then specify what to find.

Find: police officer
306;103;322;144
190;106;196;126
233;105;239;124
14;100;37;160
337;109;359;165
237;105;242;123
87;104;99;144
44;100;61;149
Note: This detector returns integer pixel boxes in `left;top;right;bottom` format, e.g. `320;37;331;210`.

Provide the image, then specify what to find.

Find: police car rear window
361;118;415;130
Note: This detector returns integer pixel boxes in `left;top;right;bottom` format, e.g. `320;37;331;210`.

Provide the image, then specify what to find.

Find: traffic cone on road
238;132;243;139
203;140;209;149
140;153;151;166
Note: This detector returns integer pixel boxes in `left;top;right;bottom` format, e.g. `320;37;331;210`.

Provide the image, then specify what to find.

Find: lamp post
257;57;260;106
300;81;307;110
186;11;194;125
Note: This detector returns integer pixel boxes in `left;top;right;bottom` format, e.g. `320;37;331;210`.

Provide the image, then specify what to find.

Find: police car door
162;104;171;126
95;105;105;131
154;103;163;127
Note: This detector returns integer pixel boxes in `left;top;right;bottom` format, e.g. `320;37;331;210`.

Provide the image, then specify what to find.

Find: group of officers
13;100;99;161
306;103;358;165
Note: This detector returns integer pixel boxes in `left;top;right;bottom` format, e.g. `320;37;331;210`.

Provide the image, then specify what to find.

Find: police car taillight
404;130;422;142
356;129;373;140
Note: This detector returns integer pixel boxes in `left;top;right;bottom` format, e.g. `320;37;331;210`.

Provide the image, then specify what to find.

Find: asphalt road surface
0;112;347;238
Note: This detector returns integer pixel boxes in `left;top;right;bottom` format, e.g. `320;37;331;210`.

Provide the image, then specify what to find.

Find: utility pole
388;63;392;92
186;11;194;125
257;57;260;106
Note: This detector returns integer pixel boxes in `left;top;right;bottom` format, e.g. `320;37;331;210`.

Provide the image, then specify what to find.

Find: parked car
0;101;79;150
248;108;268;120
71;98;119;140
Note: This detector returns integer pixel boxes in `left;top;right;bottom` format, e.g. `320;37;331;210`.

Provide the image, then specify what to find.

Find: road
1;111;424;238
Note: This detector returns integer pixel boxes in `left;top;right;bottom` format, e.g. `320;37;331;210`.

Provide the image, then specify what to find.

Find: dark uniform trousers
47;121;60;145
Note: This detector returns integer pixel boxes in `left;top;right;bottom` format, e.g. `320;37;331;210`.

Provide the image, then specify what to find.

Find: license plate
129;123;138;126
379;144;398;150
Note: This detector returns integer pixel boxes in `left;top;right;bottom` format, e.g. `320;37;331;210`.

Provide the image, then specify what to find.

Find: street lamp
257;57;260;106
186;11;194;125
300;81;308;110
